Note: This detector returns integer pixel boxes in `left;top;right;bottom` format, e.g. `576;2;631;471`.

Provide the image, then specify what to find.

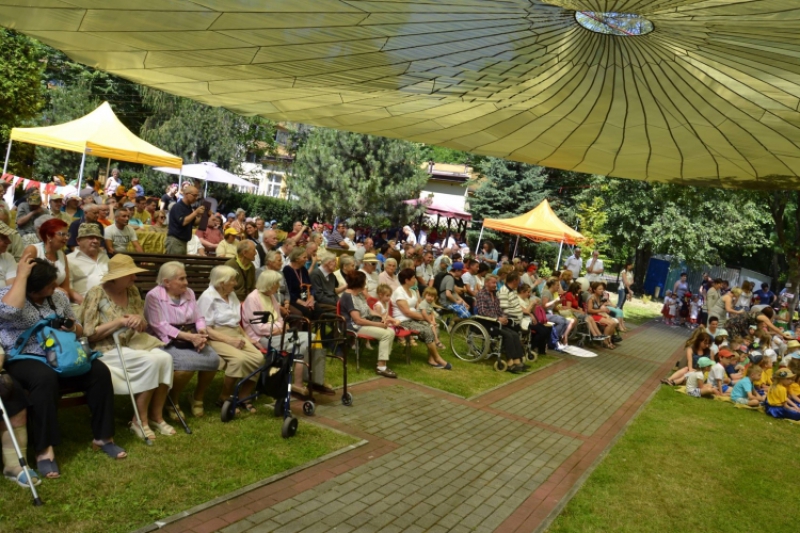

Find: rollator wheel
342;392;353;406
494;359;508;372
274;398;286;417
303;401;315;416
282;417;298;438
220;400;235;423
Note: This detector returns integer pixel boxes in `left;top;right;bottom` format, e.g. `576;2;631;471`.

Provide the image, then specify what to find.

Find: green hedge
214;189;309;229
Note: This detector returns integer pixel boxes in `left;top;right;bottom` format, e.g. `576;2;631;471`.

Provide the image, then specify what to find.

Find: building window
263;173;282;198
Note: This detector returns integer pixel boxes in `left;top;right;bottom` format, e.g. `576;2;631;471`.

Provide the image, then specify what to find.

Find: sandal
291;384;310;397
191;399;204;417
167;404;186;422
243;403;257;414
5;468;42;487
36;458;60;479
435;341;446;349
150;420;176;436
92;441;127;460
129;420;156;441
409;338;418;347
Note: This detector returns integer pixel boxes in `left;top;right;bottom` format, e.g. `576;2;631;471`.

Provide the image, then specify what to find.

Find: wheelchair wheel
436;315;450;335
281;417;298;438
450;320;489;362
494;359;508;372
525;351;538;363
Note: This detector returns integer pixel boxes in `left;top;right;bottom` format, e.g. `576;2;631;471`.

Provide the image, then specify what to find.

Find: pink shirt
196;226;223;247
144;285;207;343
242;290;283;343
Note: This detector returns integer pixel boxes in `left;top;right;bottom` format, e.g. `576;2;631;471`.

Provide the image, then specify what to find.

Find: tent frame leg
475;223;485;255
2;140;11;176
76;152;87;192
512;235;520;258
556;240;565;270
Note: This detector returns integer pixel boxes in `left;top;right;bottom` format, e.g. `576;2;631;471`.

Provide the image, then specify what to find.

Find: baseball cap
696;357;713;368
715;328;728;337
224;228;239;236
717;348;735;359
452;261;464;271
50;193;64;201
749;351;764;364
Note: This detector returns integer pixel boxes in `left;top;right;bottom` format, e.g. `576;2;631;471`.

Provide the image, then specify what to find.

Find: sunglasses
55;231;69;238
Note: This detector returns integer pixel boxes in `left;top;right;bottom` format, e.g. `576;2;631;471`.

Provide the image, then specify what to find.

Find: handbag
9;314;101;377
168;323;198;350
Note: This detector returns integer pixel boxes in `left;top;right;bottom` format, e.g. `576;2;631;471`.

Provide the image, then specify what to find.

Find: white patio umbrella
153;161;257;195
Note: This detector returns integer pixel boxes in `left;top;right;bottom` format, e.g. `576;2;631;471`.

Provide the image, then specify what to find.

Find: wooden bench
125;251;229;295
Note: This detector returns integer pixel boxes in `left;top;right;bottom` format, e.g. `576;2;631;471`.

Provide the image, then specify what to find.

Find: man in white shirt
68;224;109;300
0;221;17;287
563;247;582;279
416;251;434;287
359;253;381;298
278;239;295;268
585;250;604;282
104;207;143;254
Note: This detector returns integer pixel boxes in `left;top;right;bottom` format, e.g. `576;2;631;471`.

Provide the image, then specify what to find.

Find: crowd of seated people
0;171;639;488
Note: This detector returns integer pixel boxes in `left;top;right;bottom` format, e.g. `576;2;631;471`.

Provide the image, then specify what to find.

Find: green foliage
138;88;276;194
469;158;551;220
290;128;429;225
212;188;306;228
32;82;102;181
577;176;767;267
0;29;45;169
576;196;609;250
417;144;482;166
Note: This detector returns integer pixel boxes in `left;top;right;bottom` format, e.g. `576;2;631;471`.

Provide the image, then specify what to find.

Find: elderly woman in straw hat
197;265;264;412
144;261;221;419
77;254;175;441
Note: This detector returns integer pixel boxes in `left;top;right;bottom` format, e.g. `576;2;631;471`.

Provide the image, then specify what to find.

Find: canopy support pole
105;158;111;182
556;240;565;270
512;235;520;258
2;140;11;176
204;179;208;197
475;222;485;255
76;151;87;192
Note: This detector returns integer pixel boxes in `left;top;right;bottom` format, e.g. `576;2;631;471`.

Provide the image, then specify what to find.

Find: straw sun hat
100;254;149;283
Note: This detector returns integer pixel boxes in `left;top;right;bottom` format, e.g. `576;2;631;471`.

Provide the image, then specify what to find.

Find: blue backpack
9;314;101;377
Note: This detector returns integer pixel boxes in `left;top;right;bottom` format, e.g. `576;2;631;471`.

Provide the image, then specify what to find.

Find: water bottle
79;337;91;355
44;337;57;367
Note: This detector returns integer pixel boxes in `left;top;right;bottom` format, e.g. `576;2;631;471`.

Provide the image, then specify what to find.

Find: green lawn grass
325;327;558;398
621;297;663;326
0;378;357;533
547;387;800;533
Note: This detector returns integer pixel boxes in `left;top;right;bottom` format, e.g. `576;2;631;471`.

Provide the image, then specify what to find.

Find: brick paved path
153;322;687;533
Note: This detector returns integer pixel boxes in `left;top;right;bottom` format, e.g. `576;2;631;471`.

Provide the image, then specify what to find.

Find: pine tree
290;129;429;225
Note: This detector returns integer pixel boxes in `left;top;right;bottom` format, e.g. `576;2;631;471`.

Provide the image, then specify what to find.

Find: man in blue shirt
753;282;776;307
166;185;205;255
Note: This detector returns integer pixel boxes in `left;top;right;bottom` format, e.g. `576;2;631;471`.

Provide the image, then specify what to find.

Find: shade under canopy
3;1;800;189
483;200;584;245
153;162;257;190
10;102;182;169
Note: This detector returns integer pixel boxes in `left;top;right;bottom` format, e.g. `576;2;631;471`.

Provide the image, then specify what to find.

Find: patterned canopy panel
2;0;800;189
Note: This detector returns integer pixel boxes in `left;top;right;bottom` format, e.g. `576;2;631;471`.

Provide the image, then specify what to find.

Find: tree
290;128;429;225
0;29;45;175
576;196;609;250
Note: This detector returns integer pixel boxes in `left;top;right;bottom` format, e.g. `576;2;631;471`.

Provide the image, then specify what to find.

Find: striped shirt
144;285;207;343
498;285;523;321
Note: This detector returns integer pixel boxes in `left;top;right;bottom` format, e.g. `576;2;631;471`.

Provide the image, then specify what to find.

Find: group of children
367;284;446;350
661;322;800;421
661;290;701;327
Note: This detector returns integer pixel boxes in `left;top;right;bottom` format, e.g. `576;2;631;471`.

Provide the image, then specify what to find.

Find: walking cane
167;395;191;434
0;389;43;506
112;330;153;446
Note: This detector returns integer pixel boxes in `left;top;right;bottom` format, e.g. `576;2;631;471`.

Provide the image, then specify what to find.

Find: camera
52;317;75;330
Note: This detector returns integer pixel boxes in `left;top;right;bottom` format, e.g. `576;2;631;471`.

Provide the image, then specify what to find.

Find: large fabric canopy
2;2;800;189
10;102;182;168
483;200;584;245
153;162;257;190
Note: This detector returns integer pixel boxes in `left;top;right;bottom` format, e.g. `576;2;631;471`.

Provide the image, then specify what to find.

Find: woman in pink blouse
144;261;221;419
242;270;333;396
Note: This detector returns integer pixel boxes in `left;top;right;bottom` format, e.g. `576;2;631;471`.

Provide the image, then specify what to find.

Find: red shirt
561;291;581;311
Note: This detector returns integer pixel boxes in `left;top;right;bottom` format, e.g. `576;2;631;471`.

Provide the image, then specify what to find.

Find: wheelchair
449;316;536;371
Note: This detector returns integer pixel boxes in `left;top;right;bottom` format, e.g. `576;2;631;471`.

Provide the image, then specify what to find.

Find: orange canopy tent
476;199;584;264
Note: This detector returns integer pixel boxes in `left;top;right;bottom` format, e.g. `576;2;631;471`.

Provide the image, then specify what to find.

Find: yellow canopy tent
477;199;584;267
3;101;182;190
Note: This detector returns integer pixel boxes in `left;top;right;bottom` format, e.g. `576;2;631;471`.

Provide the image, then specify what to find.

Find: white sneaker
556;342;566;352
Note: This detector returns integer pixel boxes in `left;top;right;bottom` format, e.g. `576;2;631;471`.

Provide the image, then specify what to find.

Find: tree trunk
633;245;652;293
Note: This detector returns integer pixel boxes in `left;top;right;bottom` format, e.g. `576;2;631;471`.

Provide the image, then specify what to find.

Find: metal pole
105;158;111;181
475;222;485;254
76;151;87;192
2;139;11;175
513;235;520;258
555;240;565;270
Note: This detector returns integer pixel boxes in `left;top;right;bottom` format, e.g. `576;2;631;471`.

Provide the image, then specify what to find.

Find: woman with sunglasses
150;210;168;233
23;217;82;304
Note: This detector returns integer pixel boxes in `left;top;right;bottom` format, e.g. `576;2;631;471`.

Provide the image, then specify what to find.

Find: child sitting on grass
418;287;445;349
730;365;763;407
708;349;735;394
751;353;772;394
765;368;800;421
686;357;717;398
